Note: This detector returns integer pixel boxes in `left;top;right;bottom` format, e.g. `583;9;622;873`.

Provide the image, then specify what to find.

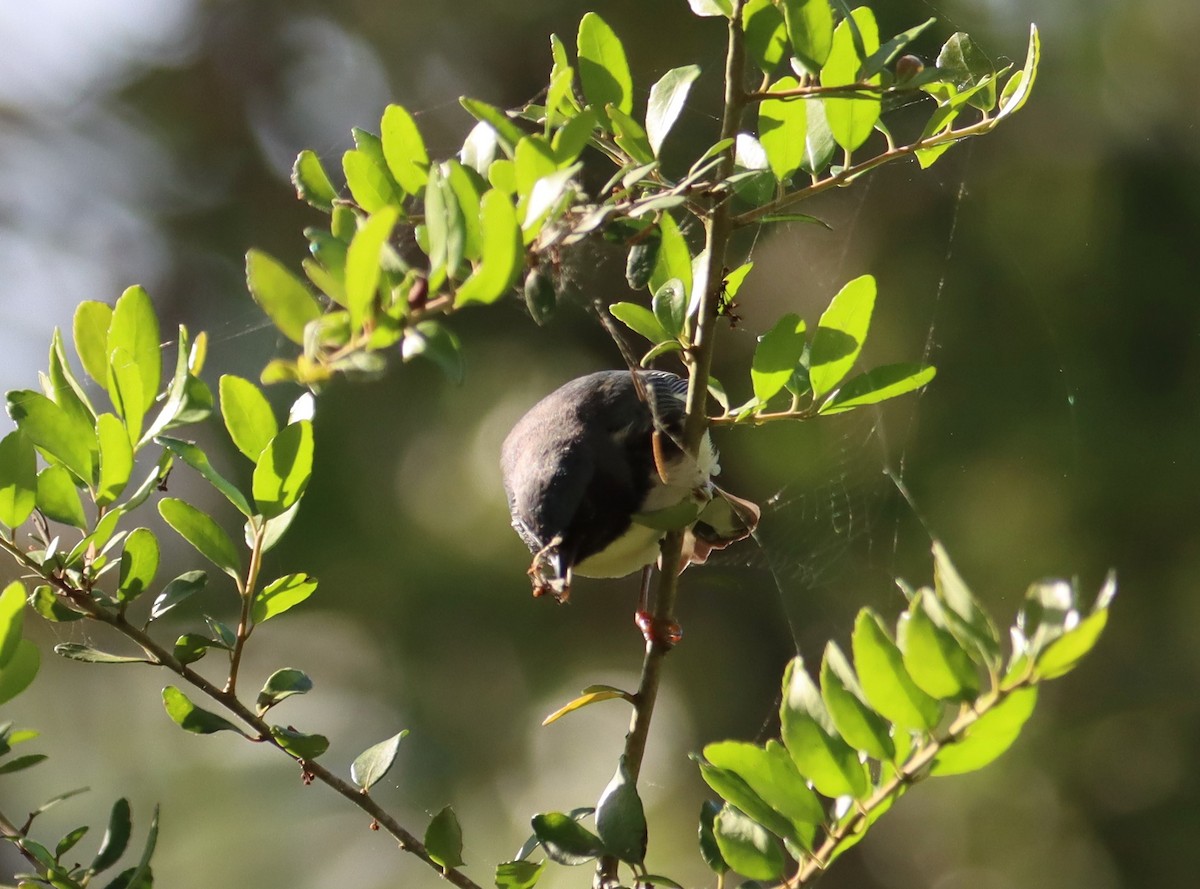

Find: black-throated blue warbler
501;369;759;624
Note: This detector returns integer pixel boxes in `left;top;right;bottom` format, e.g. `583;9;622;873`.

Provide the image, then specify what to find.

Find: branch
732;113;999;228
0;807;47;876
0;537;485;889
598;1;750;884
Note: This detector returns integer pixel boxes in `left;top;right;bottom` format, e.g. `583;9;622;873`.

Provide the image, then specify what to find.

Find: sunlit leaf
270;725;329;760
426;806;465;869
0;640;39;705
454;189;522;306
931;687;1038;776
577;12;633;116
91;798;131;875
116;528;159;603
809;274;875;398
820;642;894;760
819;363;936;414
898;590;980;701
246;250;323;346
820;7;882;152
649;212;692;297
610;302;671;345
6;389;96;485
95;413;133;506
252;420;314;519
759;77;807;181
351;730;409;791
646;65;700;155
782;0;835;73
495;860;546;889
743;0;788;74
381;104;430;194
106;285;161;426
157;437;253;517
158;498;241;579
780;656;867;798
163;686;244;735
343;147;402;211
0;429;36;528
752;313;807;404
542;688;632;726
252;573;318;624
149;570;208;620
997;24;1040;118
220;375;279;463
73;301;113;387
291;149;337;211
852;609;941;731
703;739;824;832
344;206;399;333
713;805;784;881
0;580;24;668
54;643;149;665
401;321;465;383
35;464;87;529
459;98;526;155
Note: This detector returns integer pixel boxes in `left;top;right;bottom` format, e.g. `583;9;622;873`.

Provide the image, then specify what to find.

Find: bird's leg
634;564;683;649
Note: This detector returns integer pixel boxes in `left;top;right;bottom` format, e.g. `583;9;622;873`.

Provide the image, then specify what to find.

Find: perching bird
500;369;759;621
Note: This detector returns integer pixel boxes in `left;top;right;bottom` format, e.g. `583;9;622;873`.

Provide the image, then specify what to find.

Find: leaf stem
226;522;266;695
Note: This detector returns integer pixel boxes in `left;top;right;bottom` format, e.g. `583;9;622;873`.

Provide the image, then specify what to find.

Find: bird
500;369;759;640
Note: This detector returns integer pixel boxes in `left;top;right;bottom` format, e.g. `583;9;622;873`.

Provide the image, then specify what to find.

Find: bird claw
635;610;682;649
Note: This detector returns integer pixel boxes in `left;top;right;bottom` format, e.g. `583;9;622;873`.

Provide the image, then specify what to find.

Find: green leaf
425;806;465;869
0;640;40;705
401;321;465;383
73;301;113;387
381;104;430;194
459;98;526;155
0;430;36;528
173;633;212;665
91;798;131;874
752;313;807;404
425;164;466;276
820;642;894;760
0;580;25;668
219;375;278;463
713;805;785;881
1036;574;1115;679
625;230;661;291
31;583;84;623
495;860;546;889
648;212;692;298
858;18;936;79
252;573;318;624
158;498;241;579
703;739;825;830
95;413;134;506
759;77;807;181
252;420;314;519
530;812;605;866
932;687;1038;776
0;752;47;775
577;13;633;116
246;250;323;346
116;528;159;603
255;668;313;716
801;95;836;174
7;389;96;485
899;590;981;701
698;799;729;874
156;437;253;517
350;730;409;791
779;656;867;798
646;65;700;156
270;725;329;760
444;160;485;261
149;570;207;620
652;279;688;340
932;542;1002;665
819;363;936;414
743;0;788;75
106;285;161;426
595;757;647;865
820;8;882;152
36;464;87;529
344;206;399;332
291;149;337;211
163;686;245;736
695;760;798;844
49;327;96;428
54;644;149;665
609;302;671;344
997;24;1040;119
343;147;403;211
687;0;733;15
551;108;598;166
55;824;90;858
937;32;996;111
809;274;876;398
782;0;835;73
454;189;522;306
852;609;941;731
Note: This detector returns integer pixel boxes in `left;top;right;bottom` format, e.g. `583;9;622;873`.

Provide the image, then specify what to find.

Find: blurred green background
0;0;1193;887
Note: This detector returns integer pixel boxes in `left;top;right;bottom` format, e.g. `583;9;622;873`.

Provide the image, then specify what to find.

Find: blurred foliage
0;0;1192;888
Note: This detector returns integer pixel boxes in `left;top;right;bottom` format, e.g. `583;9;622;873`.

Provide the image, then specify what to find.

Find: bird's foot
635;610;682;649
